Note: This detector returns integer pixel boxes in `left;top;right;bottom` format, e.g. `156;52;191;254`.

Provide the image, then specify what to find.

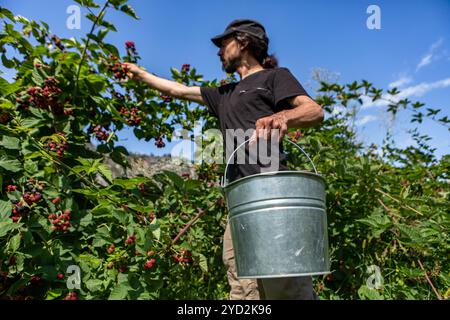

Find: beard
222;54;241;74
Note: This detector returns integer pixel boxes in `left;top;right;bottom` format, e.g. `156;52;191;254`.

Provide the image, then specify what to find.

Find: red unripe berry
57;273;64;280
107;244;115;254
52;197;61;204
144;259;156;270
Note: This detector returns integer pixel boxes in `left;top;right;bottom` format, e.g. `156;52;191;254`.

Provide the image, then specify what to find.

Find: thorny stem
417;260;442;300
375;188;424;216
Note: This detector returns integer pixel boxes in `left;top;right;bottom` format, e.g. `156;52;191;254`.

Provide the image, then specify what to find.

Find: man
125;19;324;300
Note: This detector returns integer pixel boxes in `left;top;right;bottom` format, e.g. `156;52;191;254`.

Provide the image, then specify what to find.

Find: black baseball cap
211;19;267;47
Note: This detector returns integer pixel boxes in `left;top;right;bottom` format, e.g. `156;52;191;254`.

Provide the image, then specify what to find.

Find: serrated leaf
0;200;11;220
0;221;22;237
198;253;208;273
9;233;21;252
108;283;129;300
1;136;20;150
120;4;139;19
0;157;22;172
86;279;103;292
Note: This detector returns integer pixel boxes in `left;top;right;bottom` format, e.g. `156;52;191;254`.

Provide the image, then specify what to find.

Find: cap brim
211;29;236;47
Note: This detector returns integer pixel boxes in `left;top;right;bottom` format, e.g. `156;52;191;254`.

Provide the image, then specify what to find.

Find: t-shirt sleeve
200;86;221;118
272;67;310;110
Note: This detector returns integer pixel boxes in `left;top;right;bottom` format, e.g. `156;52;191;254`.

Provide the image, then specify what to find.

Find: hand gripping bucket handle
220;136;318;188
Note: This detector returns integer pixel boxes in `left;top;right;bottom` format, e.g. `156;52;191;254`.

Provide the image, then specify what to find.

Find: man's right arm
124;62;205;106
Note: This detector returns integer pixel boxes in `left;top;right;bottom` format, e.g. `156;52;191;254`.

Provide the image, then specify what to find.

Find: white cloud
397;77;450;98
416;54;433;71
361;77;450;109
389;76;412;88
416;38;444;71
355;115;378;126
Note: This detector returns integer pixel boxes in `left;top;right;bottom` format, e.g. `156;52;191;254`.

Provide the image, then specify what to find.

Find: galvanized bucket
220;137;330;278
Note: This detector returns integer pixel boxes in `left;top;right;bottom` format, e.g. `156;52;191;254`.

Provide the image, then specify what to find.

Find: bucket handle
220;135;318;188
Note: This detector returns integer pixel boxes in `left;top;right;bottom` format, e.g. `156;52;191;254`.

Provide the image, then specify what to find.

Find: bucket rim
222;170;325;190
236;270;331;279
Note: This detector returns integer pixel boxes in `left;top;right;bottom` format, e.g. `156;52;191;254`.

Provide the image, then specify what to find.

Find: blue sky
1;0;449;160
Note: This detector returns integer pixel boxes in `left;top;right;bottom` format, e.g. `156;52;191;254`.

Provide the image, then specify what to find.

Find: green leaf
0;156;22;172
150;219;160;240
1;54;15;68
0;221;22;237
85;74;106;92
31;69;43;85
86;279;103;292
98;164;113;183
113;177;150;189
45;289;63;300
161;170;185;189
0;200;11;220
120;4;139;19
108;283;130;300
1;136;20;150
198;253;208;273
9;233;21;252
74;0;100;8
0;7;15;21
357;285;384;300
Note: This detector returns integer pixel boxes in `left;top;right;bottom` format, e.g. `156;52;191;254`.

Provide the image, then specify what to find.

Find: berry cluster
48;209;71;231
108;55;129;80
23;190;42;206
125;41;140;63
181;173;190;179
154;136;165;148
10;200;30;223
6;185;17;192
220;79;229;86
125;235;136;246
119;106;142;126
144;259;156;270
64;292;77;300
181;64;190;73
160;94;173;103
16;77;66;115
287;130;302;141
91;125;110;141
44;133;69;158
173;248;192;264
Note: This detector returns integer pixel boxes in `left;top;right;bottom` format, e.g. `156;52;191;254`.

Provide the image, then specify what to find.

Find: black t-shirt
200;67;310;184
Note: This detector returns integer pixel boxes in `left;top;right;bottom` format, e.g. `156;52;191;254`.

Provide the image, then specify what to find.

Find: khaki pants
223;222;319;300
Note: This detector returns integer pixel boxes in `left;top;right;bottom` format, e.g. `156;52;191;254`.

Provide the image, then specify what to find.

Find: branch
417;259;443;300
375;188;424;216
172;207;206;245
377;198;400;224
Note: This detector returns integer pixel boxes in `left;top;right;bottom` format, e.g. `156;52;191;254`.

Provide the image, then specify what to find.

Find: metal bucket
220;137;330;278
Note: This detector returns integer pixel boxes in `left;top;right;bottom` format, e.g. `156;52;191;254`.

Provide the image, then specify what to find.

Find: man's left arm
252;95;324;142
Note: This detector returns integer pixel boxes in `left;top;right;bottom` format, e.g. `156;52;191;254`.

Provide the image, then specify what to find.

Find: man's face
218;36;243;74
